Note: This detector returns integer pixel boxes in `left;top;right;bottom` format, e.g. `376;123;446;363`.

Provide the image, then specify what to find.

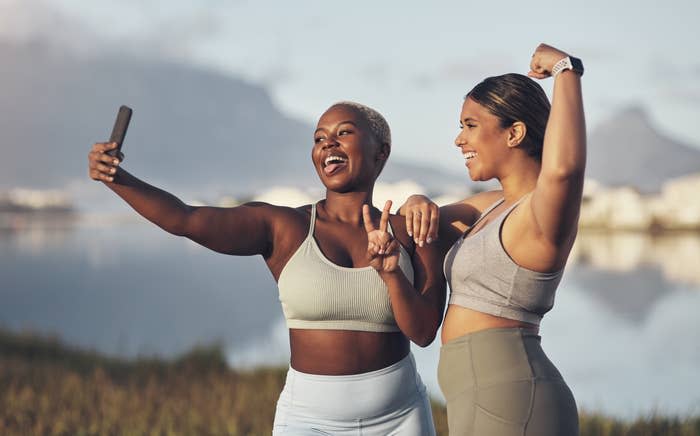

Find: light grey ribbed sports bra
443;196;563;326
278;203;414;332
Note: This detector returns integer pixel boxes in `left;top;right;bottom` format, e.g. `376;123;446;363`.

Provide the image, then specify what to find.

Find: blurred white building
579;173;700;231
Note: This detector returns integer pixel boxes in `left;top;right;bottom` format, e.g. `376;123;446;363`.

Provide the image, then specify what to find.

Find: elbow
168;207;197;237
410;315;441;347
413;331;437;348
170;224;188;238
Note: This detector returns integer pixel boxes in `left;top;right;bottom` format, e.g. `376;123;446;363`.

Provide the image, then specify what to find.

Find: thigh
387;393;436;436
444;380;533;436
526;379;579;436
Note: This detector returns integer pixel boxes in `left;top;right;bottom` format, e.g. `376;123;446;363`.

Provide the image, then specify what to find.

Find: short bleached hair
329;101;391;147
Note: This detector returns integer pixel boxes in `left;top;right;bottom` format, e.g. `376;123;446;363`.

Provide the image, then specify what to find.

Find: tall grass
0;328;697;435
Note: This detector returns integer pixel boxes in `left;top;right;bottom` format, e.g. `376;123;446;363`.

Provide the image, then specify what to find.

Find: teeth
463;151;477;160
324;155;347;166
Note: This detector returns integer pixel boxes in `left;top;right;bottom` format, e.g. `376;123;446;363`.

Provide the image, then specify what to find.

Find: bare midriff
289;329;409;375
441;304;539;344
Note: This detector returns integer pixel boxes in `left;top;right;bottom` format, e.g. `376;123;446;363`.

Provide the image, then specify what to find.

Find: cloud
660;86;700;105
0;0;226;60
122;6;224;59
436;54;516;83
0;0;96;52
564;45;620;63
359;63;391;84
648;55;700;81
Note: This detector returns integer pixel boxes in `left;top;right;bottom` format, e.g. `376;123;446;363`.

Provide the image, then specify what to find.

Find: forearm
379;270;442;347
541;71;586;180
107;168;193;236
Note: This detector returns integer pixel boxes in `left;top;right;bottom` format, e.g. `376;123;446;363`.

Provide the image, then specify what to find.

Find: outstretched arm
364;202;446;347
88;141;273;257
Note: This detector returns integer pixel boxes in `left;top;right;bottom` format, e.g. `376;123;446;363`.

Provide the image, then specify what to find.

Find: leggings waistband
280;352;426;420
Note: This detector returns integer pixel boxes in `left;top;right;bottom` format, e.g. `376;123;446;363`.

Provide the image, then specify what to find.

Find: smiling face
455;97;512;182
312;104;386;193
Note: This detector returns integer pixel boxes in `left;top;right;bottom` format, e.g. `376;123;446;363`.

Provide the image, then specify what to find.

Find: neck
497;158;541;203
322;188;375;225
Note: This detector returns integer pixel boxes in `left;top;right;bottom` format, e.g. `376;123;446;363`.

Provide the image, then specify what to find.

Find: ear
376;142;391;163
507;121;527;149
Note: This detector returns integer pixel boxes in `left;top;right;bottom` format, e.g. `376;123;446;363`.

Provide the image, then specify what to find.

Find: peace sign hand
363;200;401;273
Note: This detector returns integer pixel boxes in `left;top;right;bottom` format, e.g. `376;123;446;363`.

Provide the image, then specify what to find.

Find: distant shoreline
3;209;699;234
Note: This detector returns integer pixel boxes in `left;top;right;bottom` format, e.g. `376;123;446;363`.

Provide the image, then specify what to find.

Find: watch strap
551;56;584;77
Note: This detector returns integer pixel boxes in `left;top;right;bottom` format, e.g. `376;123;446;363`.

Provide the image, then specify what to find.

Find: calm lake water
1;216;699;419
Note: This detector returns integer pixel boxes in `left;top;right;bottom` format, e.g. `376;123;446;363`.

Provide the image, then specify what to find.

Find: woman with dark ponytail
401;43;585;435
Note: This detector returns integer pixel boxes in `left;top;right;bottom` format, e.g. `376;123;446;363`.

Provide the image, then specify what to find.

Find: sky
2;0;699;172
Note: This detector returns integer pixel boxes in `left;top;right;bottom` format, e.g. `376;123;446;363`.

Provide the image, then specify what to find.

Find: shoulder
238;201;312;232
459;189;504;212
438;189;504;236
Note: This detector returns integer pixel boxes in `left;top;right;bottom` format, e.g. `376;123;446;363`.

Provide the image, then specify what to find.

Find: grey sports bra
278;203;414;332
443;196;563;326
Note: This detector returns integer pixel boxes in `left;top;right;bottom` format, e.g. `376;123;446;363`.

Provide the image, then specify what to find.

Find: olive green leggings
438;328;578;436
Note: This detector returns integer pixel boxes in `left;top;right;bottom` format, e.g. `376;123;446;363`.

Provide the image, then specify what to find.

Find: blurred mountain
4;41;696;200
587;107;700;192
0;41;465;200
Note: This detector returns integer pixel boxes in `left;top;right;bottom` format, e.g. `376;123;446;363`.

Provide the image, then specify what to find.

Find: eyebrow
314;120;359;134
461;117;478;123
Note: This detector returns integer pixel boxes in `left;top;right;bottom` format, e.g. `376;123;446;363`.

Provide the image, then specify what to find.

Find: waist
438;327;564;400
278;352;425;420
290;329;409;375
442;305;538;344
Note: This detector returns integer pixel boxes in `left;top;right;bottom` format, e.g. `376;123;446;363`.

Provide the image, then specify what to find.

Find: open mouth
323;154;348;175
463;151;477;166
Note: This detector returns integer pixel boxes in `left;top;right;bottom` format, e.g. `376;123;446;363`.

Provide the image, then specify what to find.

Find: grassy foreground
1;329;697;436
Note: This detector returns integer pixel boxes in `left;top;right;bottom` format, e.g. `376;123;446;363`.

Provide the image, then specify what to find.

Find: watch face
570;57;584;75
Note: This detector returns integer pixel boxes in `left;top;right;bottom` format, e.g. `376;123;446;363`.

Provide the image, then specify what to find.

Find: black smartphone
107;105;132;158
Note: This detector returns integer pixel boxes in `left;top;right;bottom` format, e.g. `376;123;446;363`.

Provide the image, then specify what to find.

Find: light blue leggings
272;353;436;435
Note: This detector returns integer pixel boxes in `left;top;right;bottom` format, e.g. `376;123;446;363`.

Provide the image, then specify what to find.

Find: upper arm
182;201;278;256
529;172;584;247
529;71;586;246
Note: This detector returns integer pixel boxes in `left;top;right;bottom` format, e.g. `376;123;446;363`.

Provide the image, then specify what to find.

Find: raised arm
527;44;586;247
364;202;446;347
88;141;274;257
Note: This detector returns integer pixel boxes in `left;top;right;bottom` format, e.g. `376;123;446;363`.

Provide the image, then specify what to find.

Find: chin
321;177;354;193
466;168;480;182
467;164;492;182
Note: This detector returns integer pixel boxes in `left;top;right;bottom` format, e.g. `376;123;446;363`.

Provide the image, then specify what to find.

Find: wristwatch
551;56;584;77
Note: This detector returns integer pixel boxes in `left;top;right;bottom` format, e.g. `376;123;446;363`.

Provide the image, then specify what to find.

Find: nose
322;135;339;149
454;130;466;148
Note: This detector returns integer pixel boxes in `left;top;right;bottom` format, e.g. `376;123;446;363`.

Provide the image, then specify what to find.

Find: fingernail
427;237;433;244
113;160;119;165
419;241;424;247
110;168;116;174
408;231;413;237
